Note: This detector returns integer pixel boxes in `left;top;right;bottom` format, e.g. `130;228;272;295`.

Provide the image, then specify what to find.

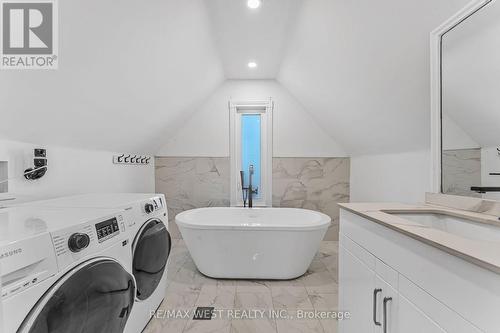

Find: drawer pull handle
373;288;382;326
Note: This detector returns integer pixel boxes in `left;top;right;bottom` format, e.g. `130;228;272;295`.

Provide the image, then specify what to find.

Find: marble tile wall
273;158;350;241
155;157;350;241
155;157;230;238
442;149;481;198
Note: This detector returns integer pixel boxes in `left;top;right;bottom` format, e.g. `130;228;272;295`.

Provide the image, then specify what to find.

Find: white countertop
339;202;500;275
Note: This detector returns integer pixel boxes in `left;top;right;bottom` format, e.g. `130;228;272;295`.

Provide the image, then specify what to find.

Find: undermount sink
385;212;500;243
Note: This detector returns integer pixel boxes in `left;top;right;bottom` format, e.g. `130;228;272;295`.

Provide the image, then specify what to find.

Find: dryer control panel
142;197;164;215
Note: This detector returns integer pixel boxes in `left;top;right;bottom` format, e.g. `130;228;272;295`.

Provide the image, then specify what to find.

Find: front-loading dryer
1;206;136;333
17;193;171;333
125;196;170;333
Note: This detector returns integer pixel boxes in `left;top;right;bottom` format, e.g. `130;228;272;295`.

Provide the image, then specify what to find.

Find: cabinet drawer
340;234;376;271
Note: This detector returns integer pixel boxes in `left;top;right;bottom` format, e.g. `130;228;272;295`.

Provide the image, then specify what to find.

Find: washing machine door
132;218;171;301
19;258;135;333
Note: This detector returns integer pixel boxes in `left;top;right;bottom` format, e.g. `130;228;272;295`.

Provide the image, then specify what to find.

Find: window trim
229;99;273;207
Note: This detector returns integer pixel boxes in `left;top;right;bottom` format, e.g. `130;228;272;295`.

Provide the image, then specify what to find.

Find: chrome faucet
240;164;258;208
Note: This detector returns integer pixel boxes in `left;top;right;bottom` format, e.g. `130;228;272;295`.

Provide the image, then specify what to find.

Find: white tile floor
144;240;339;333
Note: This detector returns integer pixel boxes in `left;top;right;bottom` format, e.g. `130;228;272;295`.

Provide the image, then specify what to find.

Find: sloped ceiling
0;0;224;153
277;0;470;155
1;0;471;155
157;79;347;157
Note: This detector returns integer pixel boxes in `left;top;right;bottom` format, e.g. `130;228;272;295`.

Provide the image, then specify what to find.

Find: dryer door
132;218;171;301
19;258;135;333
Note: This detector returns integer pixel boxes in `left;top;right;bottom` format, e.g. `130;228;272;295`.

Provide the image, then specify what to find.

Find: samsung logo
0;248;23;260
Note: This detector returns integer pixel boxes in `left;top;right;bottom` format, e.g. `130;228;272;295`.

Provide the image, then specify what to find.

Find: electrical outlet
24;148;48;180
34;148;46;157
34;158;47;167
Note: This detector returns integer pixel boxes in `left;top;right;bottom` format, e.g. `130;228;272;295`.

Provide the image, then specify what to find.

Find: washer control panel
52;223;95;259
51;213;126;271
95;217;120;243
68;233;91;252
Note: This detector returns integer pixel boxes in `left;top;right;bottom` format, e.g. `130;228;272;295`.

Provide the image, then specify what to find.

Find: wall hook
113;154;151;166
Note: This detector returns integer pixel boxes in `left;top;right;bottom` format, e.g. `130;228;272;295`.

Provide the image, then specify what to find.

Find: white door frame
229;99;273;207
430;0;494;193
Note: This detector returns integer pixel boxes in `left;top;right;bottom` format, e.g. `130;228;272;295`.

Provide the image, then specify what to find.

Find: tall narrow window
241;114;261;199
230;100;273;207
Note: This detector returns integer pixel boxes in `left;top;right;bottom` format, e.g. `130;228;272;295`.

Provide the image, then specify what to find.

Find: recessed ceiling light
247;0;261;9
248;61;257;68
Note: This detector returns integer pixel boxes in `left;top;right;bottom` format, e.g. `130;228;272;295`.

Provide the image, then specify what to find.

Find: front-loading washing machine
1;206;136;333
18;193;171;333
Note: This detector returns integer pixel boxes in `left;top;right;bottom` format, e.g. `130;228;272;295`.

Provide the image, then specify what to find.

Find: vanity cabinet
339;209;492;333
340;235;438;333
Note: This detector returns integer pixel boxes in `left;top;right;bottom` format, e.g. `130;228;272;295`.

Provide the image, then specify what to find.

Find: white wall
0;139;154;199
350;150;431;204
157;80;347;157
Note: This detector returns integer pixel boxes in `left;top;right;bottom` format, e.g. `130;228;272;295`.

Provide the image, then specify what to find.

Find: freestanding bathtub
176;207;331;279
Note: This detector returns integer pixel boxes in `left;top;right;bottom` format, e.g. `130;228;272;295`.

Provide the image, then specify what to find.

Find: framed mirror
431;0;500;200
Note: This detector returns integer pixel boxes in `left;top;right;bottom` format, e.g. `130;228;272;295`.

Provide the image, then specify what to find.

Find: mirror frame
430;0;494;193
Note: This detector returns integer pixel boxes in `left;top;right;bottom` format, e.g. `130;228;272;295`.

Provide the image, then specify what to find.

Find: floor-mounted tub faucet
240;164;258;208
